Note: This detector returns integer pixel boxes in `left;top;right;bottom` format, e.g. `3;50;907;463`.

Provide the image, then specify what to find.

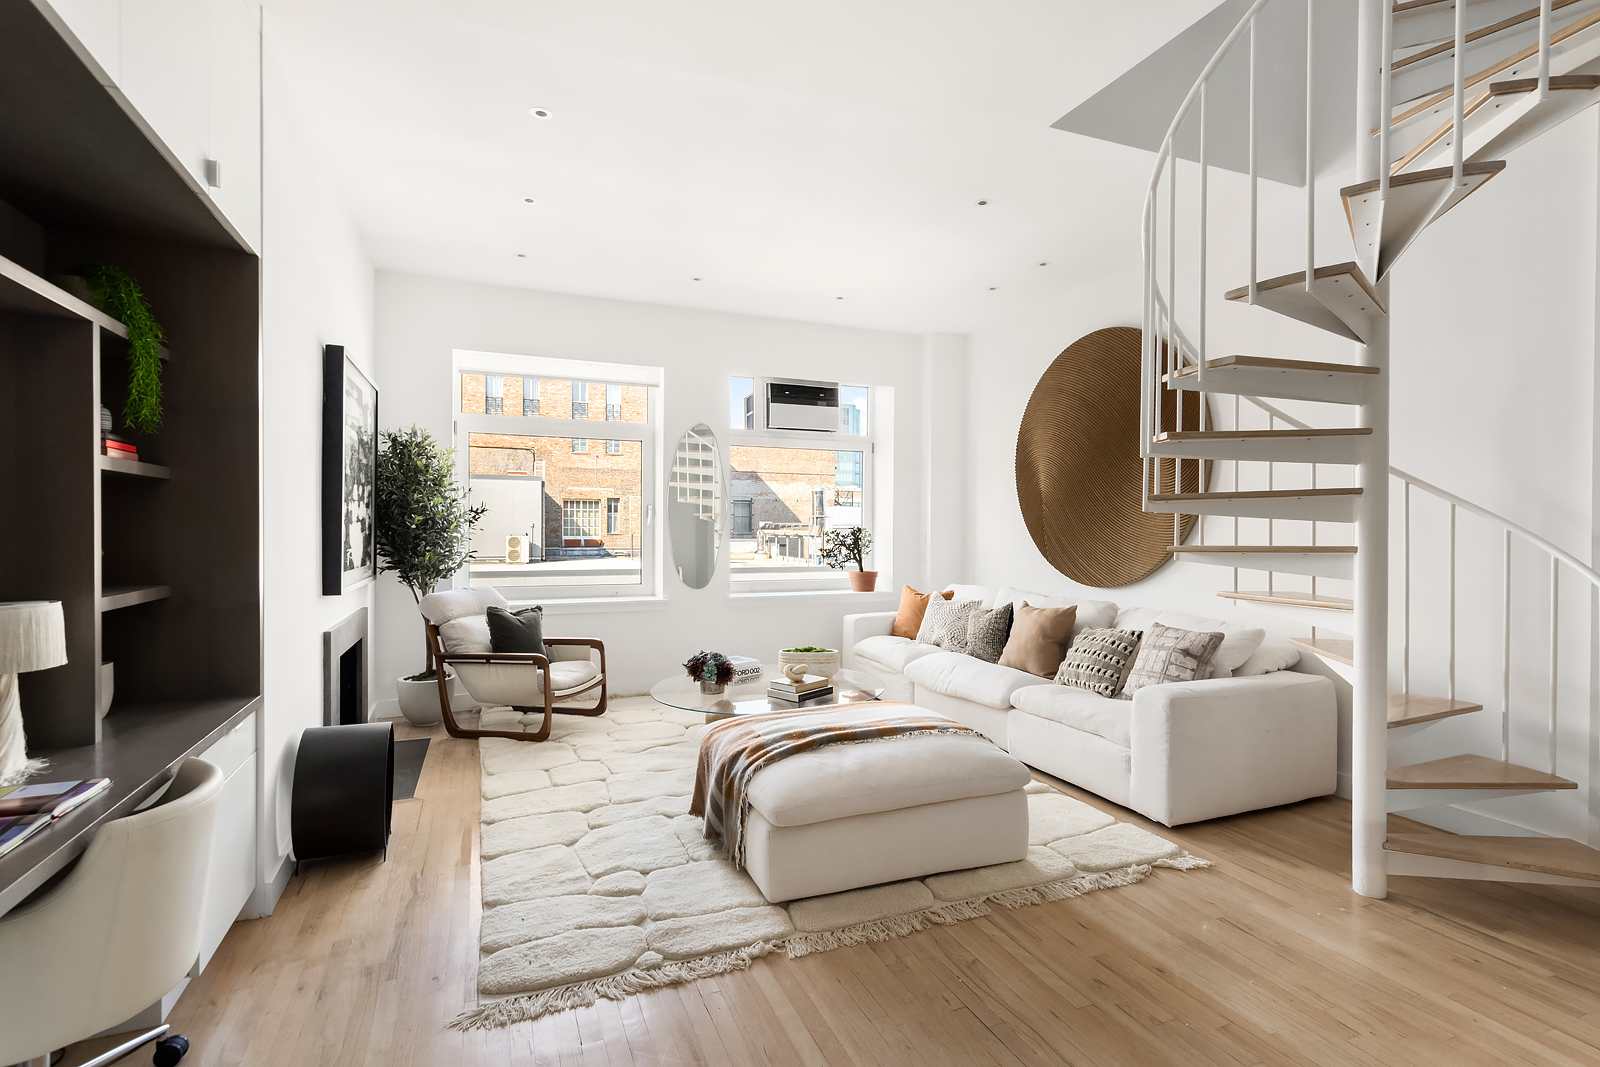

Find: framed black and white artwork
322;344;378;595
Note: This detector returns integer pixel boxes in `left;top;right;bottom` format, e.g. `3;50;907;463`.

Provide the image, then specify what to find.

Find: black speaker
290;722;393;867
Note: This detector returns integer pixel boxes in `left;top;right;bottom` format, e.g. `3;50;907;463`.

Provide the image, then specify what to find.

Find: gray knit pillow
1055;628;1144;697
965;603;1013;663
916;597;984;654
1122;622;1224;695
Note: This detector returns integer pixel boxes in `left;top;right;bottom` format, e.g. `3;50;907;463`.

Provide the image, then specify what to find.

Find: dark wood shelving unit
98;455;171;480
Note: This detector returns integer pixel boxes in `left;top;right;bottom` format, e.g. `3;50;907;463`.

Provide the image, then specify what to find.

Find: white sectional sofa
842;585;1336;826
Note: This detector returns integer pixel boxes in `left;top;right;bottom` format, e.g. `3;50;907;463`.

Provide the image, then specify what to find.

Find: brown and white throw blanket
690;702;976;866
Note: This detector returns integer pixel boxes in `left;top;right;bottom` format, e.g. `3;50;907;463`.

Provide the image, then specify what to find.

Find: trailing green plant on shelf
375;425;487;678
76;264;166;433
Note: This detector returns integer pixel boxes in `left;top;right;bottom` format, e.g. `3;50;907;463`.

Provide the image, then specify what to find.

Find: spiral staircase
1141;0;1600;896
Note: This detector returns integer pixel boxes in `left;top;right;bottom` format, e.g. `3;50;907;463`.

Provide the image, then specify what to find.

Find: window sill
505;595;670;614
726;589;899;604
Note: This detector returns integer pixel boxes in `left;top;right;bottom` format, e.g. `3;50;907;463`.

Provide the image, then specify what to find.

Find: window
839;385;868;435
730;377;754;429
728;442;869;589
563;499;602;539
732;498;753;537
606;382;622;421
457;351;658;600
485;374;504;415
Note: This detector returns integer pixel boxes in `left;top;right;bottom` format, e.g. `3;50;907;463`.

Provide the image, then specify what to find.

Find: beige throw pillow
997;602;1078;678
1122;622;1225;695
1055;628;1144;697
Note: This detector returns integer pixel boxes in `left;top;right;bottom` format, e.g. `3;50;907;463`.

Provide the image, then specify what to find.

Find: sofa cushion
1123;622;1224;695
994;587;1116;641
745;731;1030;827
1010;684;1132;748
1055;627;1143;697
454;660;601;705
943;584;997;609
1112;606;1264;677
892;585;954;639
904;651;1050;710
965;602;1014;663
854;634;943;675
1234;643;1301;675
419;586;511;626
916;596;985;653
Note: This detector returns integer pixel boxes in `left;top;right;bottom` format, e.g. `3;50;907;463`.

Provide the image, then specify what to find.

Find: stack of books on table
102;433;138;461
0;778;112;857
727;655;763;685
769;674;833;704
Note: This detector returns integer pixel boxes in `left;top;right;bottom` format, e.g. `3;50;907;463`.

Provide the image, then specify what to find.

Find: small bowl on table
778;646;840;682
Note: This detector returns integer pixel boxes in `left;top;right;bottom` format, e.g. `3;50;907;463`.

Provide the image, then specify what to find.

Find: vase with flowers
684;650;735;695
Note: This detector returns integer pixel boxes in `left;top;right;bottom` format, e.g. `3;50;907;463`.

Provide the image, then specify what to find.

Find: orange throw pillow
891;585;954;639
998;602;1079;677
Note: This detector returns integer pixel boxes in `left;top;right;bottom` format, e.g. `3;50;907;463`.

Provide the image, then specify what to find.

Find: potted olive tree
375;426;486;724
823;526;876;592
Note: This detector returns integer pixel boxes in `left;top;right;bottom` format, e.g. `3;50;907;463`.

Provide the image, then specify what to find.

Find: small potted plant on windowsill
823;526;876;592
375;426;487;725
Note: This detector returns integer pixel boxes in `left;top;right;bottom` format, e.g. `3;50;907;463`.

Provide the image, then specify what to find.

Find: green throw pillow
486;605;546;656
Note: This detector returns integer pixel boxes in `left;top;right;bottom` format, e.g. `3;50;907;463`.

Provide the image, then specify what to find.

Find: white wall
371;272;934;704
252;38;375;906
963;114;1600;842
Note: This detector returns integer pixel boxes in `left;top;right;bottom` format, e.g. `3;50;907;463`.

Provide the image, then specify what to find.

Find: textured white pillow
917;597;985;654
1233;644;1301;676
438;615;492;654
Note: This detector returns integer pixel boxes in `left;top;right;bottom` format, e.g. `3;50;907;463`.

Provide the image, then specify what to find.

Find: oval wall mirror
668;423;723;589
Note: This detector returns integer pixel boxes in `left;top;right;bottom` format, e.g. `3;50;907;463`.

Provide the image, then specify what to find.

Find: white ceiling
265;1;1224;335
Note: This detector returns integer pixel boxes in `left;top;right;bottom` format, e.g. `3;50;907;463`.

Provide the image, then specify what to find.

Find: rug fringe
451;850;1211;1028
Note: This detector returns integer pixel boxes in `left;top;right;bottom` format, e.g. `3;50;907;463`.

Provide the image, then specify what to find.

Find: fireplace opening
338;640;364;725
323;608;369;727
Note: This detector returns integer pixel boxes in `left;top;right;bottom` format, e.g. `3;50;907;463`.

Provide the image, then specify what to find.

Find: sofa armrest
842;612;898;668
1127;672;1337;826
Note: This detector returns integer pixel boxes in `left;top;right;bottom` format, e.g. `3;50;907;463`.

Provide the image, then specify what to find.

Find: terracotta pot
849;570;879;592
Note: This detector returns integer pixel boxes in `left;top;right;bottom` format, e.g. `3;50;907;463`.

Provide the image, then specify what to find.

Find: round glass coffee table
651;664;885;722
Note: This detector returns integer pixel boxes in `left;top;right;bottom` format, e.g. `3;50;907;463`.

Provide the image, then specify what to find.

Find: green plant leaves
375;426;487;600
78;264;165;434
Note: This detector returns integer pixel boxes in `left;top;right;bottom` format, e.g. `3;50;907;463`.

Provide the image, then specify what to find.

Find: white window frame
727;387;875;594
453;350;662;602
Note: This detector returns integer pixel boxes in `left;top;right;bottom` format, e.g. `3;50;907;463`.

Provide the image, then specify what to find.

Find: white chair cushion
854;634;943;674
1009;684;1132;748
438;615;492;654
903;651;1050;710
419;587;510;626
994;586;1117;641
745;730;1030;827
452;660;601;706
1111;606;1265;677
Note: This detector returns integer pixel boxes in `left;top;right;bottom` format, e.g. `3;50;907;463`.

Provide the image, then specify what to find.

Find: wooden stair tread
1219;589;1355;611
1168;355;1380;378
1223;262;1384;309
1393;1;1590;73
1341;160;1505;198
1385;833;1600;881
1388;692;1483;727
1151;488;1362;503
1387;753;1578;790
1489;73;1600;94
1289;636;1353;666
1154;428;1372;441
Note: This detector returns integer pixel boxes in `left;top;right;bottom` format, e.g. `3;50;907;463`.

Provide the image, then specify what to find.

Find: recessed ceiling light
523;197;537;204
1038;261;1049;267
836;296;844;300
976;200;989;206
516;253;527;258
988;286;997;291
692;277;702;281
529;107;552;119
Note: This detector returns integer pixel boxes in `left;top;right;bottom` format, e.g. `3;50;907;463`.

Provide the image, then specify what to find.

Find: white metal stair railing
1139;0;1599;896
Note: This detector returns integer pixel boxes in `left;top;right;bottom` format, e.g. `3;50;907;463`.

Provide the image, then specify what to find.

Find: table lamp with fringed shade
0;602;67;784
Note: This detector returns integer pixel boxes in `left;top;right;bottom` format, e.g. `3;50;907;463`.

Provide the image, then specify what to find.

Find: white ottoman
740;730;1032;902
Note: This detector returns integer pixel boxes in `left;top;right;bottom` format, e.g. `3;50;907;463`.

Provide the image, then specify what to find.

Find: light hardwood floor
143;720;1600;1067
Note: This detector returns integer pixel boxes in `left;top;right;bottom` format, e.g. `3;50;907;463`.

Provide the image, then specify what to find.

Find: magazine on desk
0;779;111;857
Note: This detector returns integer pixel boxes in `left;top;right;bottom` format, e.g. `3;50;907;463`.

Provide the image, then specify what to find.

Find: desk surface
0;695;259;916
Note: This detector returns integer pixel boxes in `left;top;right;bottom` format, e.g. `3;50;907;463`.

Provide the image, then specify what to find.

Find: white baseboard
370;696;400;721
244;851;294;919
1335;771;1352;799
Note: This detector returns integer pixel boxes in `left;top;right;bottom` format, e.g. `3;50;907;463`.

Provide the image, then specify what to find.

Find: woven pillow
965;603;1013;663
1055;628;1144;697
916;597;984;654
892;585;954;639
1122;622;1224;695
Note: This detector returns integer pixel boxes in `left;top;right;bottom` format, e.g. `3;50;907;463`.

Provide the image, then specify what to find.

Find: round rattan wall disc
1015;326;1203;588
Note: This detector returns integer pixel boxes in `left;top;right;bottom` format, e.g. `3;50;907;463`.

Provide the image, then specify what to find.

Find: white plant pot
396;667;458;726
778;648;840;682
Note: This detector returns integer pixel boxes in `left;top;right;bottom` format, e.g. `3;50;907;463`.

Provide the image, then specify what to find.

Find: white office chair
0;757;223;1067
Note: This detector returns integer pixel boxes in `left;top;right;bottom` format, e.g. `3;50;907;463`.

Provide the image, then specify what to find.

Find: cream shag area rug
454;697;1209;1029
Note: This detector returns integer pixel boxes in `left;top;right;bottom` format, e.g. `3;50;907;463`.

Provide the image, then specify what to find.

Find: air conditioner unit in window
761;378;839;432
505;534;531;564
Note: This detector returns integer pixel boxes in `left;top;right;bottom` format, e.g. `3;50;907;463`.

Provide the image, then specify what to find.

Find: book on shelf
0;778;111;819
769;673;830;695
102;439;138;459
727;656;763;684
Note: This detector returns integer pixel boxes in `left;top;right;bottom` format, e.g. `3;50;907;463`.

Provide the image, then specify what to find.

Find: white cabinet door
207;0;261;249
195;723;257;973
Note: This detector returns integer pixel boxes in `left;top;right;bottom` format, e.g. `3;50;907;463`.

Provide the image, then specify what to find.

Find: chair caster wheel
152;1034;189;1066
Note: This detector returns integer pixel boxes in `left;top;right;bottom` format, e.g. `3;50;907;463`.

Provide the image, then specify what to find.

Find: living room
1;2;1598;1065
